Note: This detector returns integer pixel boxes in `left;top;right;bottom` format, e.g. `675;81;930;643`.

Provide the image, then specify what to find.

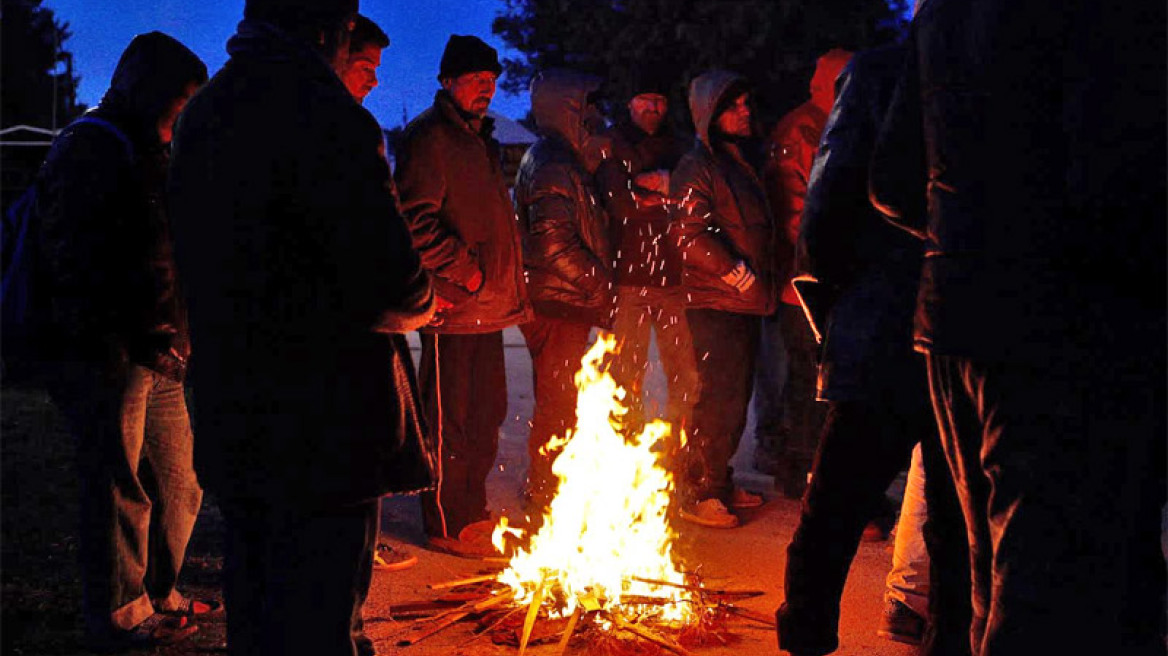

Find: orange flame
493;334;695;622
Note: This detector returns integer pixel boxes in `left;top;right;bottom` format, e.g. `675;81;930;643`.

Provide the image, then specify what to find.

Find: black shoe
876;599;925;645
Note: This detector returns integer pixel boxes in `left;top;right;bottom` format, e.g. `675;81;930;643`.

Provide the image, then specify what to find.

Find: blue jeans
47;362;202;637
886;443;930;619
751;310;788;460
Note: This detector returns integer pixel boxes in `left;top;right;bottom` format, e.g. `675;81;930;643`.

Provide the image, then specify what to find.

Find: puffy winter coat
671;70;777;316
870;0;1165;363
515;69;614;326
168;20;436;506
395;91;531;333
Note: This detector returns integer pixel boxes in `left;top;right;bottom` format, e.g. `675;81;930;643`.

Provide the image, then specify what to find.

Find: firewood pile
387;569;775;655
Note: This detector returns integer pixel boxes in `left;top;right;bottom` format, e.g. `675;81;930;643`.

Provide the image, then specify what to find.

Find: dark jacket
167;20;437;506
671;70;777;316
38;32;204;382
515;69;614;326
870;0;1166;364
595;120;687;288
395;91;531;333
797;44;921;401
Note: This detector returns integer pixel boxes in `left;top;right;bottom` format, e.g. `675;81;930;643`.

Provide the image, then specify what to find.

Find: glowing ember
492;334;696;624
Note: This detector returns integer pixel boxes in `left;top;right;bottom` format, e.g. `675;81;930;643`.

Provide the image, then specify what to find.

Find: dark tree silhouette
493;0;908;130
2;0;84;130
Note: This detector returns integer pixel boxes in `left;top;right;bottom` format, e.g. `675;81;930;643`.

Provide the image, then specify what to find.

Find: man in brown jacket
672;70;776;529
395;34;532;558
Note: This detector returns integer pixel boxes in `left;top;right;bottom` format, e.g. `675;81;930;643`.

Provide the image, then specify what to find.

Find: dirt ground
2;327;919;655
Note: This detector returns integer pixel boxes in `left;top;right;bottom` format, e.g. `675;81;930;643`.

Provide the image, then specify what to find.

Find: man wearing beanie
168;1;437;653
33;31;212;649
595;65;699;443
395;34;531;558
672;71;776;529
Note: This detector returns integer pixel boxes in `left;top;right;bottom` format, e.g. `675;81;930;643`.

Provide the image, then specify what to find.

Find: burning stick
629;576;764;599
428;573;499;590
554;606;582;656
517;575;548;656
609;613;698;656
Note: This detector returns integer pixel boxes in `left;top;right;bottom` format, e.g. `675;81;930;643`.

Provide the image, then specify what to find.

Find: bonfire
393;334;771;655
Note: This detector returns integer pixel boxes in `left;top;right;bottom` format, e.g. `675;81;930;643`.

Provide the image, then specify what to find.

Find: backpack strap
69;116;135;162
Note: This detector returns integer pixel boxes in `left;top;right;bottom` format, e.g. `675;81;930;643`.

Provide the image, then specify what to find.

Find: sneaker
877;599;925;645
426;519;501;559
679;498;739;528
374;542;419;571
729;487;765;509
89;613;198;652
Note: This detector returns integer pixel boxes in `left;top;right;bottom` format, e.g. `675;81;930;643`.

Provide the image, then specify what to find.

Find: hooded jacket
671;70;777;316
515;69;615;326
395;91;531;334
765;49;851;306
38;31;206;381
168;20;436;505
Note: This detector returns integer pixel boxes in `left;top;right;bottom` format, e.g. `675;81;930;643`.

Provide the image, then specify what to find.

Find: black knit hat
244;0;358;30
627;63;673;98
438;35;502;80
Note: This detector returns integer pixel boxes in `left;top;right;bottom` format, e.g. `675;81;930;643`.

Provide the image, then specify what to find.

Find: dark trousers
220;498;378;656
776;386;971;656
519;317;594;506
776;303;828;485
928;351;1166;656
685;309;761;501
46;362;203;638
418;331;508;538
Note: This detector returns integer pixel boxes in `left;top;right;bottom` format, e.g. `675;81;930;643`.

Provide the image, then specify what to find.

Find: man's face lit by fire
715;92;752;139
628;93;667;136
343;43;383;103
442;70;498;118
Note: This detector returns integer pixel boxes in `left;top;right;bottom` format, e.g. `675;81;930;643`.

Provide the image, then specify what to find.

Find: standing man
759;48;851;498
35;32;211;650
515;68;614;515
672;71;776;528
872;0;1166;653
168;1;437;653
595;67;698;436
340;14;389;105
395;34;532;557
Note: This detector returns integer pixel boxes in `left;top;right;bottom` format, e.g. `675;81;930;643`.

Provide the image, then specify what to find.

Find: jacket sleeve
671;153;739;277
394;127;481;301
799;61;870;286
595;150;668;226
869;28;928;239
524;161;610;294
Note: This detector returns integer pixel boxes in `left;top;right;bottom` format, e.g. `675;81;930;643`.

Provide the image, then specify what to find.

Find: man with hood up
672;70;777;529
395;34;532;559
168;1;436;653
757;48;852;499
34;32;212;648
515;68;614;516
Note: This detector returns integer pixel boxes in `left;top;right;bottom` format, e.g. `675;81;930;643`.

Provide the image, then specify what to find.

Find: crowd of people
13;0;1164;654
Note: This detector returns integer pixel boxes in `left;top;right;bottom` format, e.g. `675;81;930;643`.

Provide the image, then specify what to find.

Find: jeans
886;443;930;619
418;332;508;538
685;309;760;502
46;362;203;637
928;352;1166;656
220;498;378;656
610;285;700;433
520;317;594;508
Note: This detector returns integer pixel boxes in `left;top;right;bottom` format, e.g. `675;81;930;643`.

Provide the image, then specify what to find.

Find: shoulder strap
70;116;135;162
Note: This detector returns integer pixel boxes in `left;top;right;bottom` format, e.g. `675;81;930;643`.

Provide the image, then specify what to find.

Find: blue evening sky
42;0;531;126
